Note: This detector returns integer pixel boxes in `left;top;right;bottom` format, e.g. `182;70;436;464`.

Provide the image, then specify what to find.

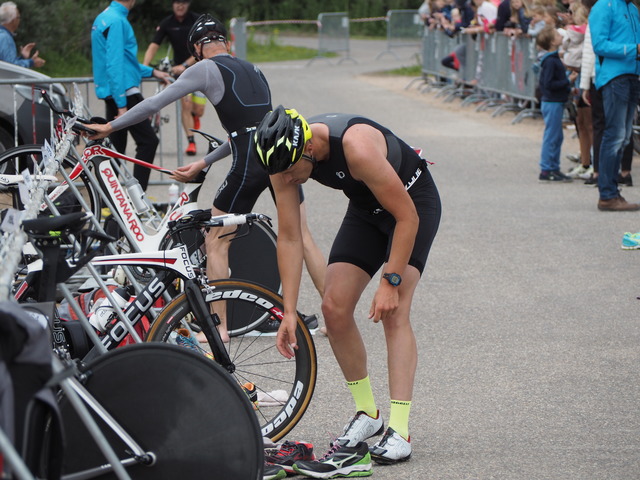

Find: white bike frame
48;143;203;253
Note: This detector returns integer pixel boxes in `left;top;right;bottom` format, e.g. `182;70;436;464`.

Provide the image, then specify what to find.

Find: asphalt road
100;36;639;479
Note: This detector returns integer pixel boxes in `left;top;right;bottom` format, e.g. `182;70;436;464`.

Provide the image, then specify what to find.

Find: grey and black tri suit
307;114;441;276
110;53;276;213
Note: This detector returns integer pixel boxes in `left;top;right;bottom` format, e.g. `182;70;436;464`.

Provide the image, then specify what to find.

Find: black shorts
328;167;441;276
213;134;304;213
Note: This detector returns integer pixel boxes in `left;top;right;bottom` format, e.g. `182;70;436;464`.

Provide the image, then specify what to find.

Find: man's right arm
270;174;305;359
143;42;160;66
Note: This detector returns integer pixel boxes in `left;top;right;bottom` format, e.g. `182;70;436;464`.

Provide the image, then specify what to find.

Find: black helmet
254;105;312;174
188;14;228;60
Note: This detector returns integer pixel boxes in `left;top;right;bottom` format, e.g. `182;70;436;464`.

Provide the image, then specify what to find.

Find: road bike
0;90;281;295
12;207;317;442
2;211;264;479
88;210;317;441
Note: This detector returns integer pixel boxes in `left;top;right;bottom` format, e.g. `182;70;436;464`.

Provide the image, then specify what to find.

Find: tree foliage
13;0;419;75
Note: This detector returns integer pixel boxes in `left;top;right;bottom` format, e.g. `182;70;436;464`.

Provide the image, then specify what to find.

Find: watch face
384;273;401;286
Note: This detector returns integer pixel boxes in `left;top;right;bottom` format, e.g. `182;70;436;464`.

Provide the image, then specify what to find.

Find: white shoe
335;410;384;447
578;166;593;180
567;164;589;179
369;427;412;464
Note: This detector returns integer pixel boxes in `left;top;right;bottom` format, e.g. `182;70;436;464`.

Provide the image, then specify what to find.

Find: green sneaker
293;441;372;478
622;232;640;250
263;462;286;480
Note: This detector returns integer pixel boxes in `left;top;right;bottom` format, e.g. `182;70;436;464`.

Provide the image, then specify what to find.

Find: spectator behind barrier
562;2;593;180
0;1;45;68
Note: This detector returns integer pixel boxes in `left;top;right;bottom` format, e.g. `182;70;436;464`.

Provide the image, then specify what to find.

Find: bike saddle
22;212;88;236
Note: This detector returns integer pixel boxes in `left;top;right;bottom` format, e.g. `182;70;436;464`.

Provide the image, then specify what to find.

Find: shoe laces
320;442;342;461
273;441;297;458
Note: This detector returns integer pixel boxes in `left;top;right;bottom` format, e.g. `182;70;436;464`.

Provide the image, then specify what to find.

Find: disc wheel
58;343;263;479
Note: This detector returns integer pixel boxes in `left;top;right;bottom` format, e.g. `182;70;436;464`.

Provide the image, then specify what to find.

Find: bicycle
0;90;281;295
13;208;317;441
3;211;264;479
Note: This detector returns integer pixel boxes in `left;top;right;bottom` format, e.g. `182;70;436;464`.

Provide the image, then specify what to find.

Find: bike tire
0;144;100;220
145;279;317;442
57;343;263;479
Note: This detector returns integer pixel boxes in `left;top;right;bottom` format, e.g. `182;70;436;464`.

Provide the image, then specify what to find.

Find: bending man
254;107;441;469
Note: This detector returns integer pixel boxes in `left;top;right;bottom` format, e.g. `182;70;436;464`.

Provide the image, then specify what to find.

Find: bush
12;0;419;77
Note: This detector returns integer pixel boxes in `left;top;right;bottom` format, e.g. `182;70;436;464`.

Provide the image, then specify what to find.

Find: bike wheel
145;279;317;441
57;343;263;479
0;144;100;219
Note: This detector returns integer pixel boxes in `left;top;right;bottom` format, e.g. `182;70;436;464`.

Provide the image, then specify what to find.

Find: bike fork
183;281;234;373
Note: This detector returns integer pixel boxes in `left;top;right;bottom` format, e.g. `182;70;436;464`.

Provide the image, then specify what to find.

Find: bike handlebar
40;89;97;135
167;210;272;232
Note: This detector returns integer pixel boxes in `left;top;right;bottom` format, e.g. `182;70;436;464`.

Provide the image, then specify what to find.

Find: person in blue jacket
589;0;640;211
91;0;170;190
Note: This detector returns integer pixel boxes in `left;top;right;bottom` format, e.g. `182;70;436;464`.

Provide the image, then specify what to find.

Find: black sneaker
293;442;372;478
539;170;572;182
618;173;633;187
263;462;286;480
257;314;319;333
584;173;598;186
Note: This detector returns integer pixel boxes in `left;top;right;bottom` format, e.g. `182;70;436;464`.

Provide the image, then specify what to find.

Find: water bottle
124;178;150;214
168;183;180;205
88;287;131;332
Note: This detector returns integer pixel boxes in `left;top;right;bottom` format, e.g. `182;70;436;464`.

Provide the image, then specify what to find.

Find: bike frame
75;212;267;363
48;143;203;253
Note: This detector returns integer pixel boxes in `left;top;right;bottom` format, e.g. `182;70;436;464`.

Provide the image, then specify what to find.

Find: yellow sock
346;376;377;418
388;400;411;440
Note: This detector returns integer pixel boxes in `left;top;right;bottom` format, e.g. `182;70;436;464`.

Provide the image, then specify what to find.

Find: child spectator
503;0;533;35
562;2;592;179
528;5;554;36
536;25;572;182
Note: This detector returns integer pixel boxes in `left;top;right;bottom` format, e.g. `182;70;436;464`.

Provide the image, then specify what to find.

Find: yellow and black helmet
254;106;312;174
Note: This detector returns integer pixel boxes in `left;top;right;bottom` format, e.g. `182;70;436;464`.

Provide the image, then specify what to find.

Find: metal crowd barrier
419;29;541;123
312;12;354;64
0;76;185;184
377;10;423;60
230;17;248;60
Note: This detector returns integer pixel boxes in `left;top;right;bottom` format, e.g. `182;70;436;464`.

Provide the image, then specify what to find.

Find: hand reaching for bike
84;123;113;140
171;159;206;183
276;313;298;359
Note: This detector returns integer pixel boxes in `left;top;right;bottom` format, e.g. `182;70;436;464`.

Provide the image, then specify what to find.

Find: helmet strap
301;154;317;168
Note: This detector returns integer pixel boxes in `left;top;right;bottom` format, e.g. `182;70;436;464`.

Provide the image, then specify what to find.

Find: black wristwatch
382;272;402;287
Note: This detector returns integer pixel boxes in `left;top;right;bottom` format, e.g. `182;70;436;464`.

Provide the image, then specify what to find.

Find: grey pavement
101;36;639;479
254;37;640;480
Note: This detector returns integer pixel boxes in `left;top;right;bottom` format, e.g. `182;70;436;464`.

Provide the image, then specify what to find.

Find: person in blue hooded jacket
91;0;170;190
589;0;640;211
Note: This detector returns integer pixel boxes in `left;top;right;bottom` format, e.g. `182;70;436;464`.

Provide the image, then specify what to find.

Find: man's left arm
344;125;419;322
